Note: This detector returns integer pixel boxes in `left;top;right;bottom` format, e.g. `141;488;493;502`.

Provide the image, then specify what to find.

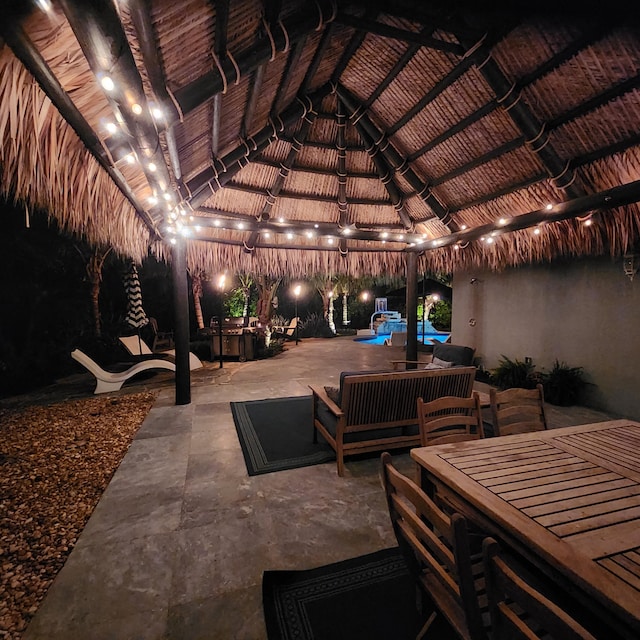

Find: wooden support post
171;239;191;405
405;252;418;368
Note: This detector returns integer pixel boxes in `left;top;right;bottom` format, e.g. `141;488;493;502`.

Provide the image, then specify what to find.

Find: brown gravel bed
0;392;156;639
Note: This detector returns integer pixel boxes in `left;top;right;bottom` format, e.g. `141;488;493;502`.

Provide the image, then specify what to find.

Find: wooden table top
411;419;640;637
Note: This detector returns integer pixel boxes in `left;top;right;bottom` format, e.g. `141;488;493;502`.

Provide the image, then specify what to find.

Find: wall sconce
623;254;639;281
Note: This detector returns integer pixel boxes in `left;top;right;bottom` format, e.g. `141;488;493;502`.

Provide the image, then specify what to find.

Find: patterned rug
230;395;335;475
262;547;429;640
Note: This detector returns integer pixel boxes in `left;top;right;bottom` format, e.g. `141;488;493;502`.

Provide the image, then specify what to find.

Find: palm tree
82;245;111;337
310;273;336;334
334;274;352;327
255;275;281;325
190;271;205;330
237;273;254;320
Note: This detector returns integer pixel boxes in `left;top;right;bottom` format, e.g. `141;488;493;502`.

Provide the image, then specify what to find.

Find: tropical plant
541;360;587;406
429;299;452;331
490;355;539;390
298;312;335;338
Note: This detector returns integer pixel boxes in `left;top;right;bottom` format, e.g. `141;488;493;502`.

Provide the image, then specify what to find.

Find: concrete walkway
23;337;617;639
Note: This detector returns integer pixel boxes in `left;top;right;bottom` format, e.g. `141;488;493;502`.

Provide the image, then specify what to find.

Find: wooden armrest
308;385;344;417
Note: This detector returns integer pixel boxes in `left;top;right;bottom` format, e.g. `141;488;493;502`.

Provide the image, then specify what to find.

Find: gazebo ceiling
1;1;640;277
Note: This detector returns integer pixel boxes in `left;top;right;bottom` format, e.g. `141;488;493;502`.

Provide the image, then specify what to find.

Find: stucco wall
451;255;640;419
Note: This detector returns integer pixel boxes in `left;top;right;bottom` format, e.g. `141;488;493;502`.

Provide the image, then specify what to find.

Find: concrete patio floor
22;336;619;640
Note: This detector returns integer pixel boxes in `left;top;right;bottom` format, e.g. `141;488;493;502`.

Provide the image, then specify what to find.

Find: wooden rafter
270;36;308;116
335;12;464;55
0;18;157;234
127;0;182;181
337;84;456;231
174;1;336;115
241;63;266;138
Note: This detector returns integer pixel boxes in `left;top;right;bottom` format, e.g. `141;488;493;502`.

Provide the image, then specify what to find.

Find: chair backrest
119;335;153;356
490;384;547;436
482;538;596;640
433;343;475;366
380;452;487;640
418;392;484;446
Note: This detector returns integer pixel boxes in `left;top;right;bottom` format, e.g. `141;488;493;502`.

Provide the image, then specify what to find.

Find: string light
100;75;115;92
148;162;157;172
105;122;117;134
131;103;142;115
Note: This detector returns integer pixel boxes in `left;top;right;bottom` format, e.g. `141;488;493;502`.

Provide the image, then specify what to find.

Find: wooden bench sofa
309;366;476;476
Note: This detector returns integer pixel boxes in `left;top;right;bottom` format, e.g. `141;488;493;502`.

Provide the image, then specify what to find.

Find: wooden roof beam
209;0;230;160
184;88;331;210
223;182;390;207
188;213;413;244
253;159;378;179
59;0;175;225
406;25;612;162
174;0;337;115
363;27;434;109
0;19;158;235
461;36;588;199
442;131;640;218
336;97;350;229
335;12;464;55
409;178;640;252
241;63;266;139
270;36;308;116
244;103;317;252
336;84;457;231
352;106;414;230
127;0;182;182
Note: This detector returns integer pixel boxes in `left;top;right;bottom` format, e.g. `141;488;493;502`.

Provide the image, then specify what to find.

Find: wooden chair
489;384;547;436
418;393;484;446
149;317;174;351
482;538;596;639
380;452;488;640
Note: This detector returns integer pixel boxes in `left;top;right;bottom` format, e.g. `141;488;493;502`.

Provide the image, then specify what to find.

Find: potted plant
541;360;587;406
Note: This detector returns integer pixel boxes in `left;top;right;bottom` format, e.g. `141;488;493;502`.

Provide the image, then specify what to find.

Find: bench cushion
432;343;475;366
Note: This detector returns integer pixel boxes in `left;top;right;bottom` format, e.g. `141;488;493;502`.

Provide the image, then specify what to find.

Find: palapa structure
1;0;640;281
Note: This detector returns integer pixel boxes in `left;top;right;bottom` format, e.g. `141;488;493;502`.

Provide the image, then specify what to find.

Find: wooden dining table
411;419;640;639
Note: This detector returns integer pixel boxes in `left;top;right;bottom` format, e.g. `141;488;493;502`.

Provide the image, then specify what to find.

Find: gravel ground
0;392;156;639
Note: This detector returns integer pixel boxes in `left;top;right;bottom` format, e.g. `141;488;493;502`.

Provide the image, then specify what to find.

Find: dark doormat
230;395;335;475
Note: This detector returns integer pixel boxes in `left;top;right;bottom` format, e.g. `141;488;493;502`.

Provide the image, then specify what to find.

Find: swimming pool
354;333;450;346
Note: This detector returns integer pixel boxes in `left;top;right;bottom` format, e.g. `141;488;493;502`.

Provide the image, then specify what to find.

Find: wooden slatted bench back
341;367;476;433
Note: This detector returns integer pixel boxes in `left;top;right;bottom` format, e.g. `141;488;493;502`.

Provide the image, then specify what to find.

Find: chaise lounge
71;348;176;394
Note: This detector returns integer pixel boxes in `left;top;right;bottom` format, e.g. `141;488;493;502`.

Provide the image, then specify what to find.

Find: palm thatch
1;1;640;277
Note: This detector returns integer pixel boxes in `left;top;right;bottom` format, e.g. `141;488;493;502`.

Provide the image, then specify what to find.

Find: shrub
490;355;539;390
541;360;586;406
298;313;335;338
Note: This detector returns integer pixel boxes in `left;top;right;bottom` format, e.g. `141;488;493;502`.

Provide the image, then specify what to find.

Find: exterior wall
451;256;640;419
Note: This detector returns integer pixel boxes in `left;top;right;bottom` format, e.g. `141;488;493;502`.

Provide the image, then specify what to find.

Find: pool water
354;333;450;346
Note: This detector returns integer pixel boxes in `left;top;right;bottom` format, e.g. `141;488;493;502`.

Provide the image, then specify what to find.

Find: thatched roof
1;1;640;277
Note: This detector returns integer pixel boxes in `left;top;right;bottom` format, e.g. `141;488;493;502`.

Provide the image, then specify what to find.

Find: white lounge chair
383;331;407;347
119;336;203;371
71;348;176;394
